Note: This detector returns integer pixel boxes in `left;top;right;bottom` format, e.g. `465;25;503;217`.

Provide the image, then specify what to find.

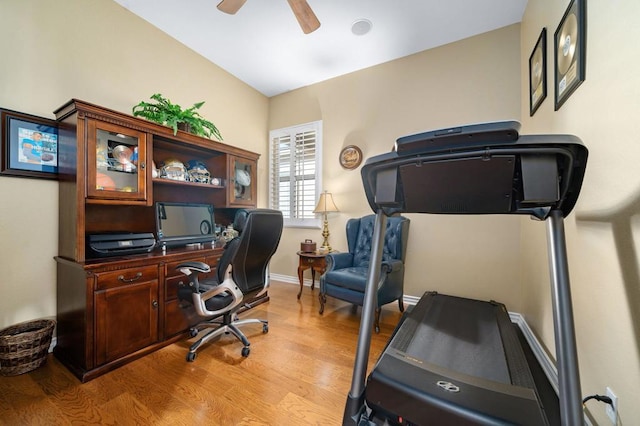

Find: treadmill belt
365;292;548;425
393;293;511;384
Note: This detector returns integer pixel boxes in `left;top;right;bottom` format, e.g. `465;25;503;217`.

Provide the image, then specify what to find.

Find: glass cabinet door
87;120;148;202
230;156;256;206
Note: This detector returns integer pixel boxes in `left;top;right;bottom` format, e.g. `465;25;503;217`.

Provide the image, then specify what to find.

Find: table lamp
313;191;339;252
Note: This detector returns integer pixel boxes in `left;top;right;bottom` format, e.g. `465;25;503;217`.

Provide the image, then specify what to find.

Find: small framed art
554;0;586;111
339;145;363;170
0;109;59;179
529;28;547;116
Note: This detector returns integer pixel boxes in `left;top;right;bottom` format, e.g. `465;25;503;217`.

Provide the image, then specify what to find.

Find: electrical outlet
605;387;618;425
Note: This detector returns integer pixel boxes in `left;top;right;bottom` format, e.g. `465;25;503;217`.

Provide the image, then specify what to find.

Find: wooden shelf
152;178;224;189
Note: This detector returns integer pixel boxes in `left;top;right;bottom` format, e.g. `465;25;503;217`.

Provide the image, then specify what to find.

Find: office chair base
186;318;269;361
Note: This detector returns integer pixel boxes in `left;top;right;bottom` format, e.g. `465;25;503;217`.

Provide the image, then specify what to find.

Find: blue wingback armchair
319;214;410;332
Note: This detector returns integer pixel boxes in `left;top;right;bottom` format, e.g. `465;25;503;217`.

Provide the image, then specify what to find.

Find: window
269;121;322;228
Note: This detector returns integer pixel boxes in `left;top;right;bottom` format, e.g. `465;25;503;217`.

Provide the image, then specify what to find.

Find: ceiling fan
217;0;321;34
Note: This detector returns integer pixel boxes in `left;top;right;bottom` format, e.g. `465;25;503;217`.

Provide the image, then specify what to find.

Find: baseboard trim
270;273;300;286
508;312;559;395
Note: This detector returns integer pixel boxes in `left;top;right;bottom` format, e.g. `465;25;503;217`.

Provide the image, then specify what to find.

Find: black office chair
176;209;283;361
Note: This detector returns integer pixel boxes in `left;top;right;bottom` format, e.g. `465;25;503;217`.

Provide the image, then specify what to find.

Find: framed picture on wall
529;28;547;116
339;145;363;170
554;0;586;110
0;108;59;179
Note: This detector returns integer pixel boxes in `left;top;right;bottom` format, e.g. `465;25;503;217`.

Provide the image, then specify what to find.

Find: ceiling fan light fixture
351;19;372;36
217;0;320;34
217;0;246;14
287;0;321;34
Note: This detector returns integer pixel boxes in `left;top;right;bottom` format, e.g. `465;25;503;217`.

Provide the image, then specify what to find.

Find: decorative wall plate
339;145;363;169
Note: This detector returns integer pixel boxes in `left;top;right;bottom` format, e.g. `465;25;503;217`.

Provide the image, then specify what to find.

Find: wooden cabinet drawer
304;256;326;268
164;299;192;337
165;275;189;301
165;257;206;279
164;256;221;300
206;253;222;268
95;265;159;291
163;253;222;337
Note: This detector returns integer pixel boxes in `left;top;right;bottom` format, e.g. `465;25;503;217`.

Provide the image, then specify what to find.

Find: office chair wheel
186;352;197;362
189;328;198;338
262;324;269;333
241;346;250;357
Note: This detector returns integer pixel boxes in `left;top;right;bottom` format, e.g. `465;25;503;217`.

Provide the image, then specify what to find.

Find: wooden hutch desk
53;99;259;382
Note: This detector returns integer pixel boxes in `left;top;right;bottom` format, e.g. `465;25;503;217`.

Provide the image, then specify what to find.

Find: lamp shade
313;191;339;213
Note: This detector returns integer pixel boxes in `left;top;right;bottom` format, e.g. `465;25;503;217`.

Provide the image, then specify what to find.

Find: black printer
87;232;156;257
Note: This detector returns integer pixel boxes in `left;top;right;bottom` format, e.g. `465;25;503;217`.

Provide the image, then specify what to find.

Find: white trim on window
269;121;322;228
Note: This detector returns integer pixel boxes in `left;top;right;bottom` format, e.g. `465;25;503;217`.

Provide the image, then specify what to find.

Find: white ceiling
113;0;527;97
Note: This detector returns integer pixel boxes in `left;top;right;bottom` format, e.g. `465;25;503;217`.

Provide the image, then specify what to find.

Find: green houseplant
132;93;223;141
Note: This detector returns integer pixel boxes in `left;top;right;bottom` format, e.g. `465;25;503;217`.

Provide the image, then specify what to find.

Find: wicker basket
0;319;55;376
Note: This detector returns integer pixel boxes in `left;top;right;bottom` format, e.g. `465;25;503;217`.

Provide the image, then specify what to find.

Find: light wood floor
0;282;403;425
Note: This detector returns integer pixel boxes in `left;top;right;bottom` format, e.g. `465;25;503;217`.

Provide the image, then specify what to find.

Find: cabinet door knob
152;300;158;308
140;162;146;170
118;272;143;283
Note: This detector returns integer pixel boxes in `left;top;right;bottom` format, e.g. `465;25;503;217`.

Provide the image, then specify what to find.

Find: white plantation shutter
269;121;322;227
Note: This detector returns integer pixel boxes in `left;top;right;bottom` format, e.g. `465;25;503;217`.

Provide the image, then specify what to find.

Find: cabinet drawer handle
118;272;143;283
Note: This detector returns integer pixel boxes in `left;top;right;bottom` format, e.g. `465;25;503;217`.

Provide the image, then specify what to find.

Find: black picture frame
554;0;586;111
1;108;59;179
529;28;547;116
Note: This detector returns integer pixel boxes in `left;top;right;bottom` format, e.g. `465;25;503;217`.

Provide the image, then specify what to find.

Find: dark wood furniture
296;251;328;299
53;99;259;382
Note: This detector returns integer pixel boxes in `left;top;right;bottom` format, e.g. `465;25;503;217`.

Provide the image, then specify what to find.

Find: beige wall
520;1;640;424
269;24;525;310
269;5;640;422
0;0;269;328
2;0;639;423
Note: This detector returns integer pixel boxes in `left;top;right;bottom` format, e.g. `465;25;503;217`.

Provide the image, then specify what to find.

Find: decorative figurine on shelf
159;158;187;181
221;224;238;242
234;167;251;198
186;160;211;184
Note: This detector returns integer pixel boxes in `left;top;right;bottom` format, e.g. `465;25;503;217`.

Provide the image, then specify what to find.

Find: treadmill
344;121;588;425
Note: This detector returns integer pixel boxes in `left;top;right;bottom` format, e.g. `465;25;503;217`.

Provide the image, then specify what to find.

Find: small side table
297;251;328;299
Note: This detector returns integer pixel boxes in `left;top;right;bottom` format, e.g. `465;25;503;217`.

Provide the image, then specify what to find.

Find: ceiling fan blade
286;0;321;34
217;0;247;15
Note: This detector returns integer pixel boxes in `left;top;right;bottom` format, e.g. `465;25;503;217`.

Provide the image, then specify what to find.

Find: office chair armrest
176;261;211;275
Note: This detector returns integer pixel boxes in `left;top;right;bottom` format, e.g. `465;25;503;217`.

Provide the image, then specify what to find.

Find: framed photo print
1;109;59;179
529;28;547;116
554;0;586;110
